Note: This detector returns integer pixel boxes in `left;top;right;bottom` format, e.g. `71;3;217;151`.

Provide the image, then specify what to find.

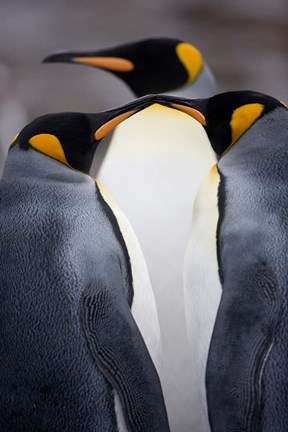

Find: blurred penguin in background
43;38;217;431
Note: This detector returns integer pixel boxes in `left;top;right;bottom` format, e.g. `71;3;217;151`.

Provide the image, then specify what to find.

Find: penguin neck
166;63;217;98
218;108;288;172
2;145;90;185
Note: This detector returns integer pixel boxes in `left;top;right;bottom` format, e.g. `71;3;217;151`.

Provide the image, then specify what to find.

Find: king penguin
0;95;170;432
157;90;288;432
43;38;218;430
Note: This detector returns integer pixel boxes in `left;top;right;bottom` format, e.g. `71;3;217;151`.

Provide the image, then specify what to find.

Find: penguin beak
42;50;135;73
91;94;157;141
155;95;207;126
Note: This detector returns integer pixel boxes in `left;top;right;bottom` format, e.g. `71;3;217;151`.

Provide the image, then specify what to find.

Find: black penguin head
156;91;287;157
42;38;204;97
12;94;156;174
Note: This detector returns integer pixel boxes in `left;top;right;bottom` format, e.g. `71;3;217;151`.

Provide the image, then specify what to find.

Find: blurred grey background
0;0;287;169
0;0;287;431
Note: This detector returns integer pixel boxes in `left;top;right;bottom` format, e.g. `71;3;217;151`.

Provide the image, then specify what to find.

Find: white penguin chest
184;165;222;432
94;105;217;429
96;181;162;432
96;180;162;370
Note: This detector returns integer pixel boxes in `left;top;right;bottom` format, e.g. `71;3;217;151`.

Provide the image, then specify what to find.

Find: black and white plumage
0;99;170;432
157;91;288;432
43;39;218;430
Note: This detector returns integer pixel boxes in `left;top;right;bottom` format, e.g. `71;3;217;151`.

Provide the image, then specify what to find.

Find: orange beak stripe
171;103;206;126
95;110;137;141
72;56;135;72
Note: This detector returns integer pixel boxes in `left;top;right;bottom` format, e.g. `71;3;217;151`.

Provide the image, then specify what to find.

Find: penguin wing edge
80;284;170;432
206;260;279;432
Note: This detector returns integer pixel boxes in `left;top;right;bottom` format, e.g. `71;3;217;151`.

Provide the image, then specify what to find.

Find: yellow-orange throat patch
29;134;69;166
176;43;203;85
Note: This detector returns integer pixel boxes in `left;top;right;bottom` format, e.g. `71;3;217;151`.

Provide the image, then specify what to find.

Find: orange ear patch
230;103;264;146
176;43;203;84
29;134;69;166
